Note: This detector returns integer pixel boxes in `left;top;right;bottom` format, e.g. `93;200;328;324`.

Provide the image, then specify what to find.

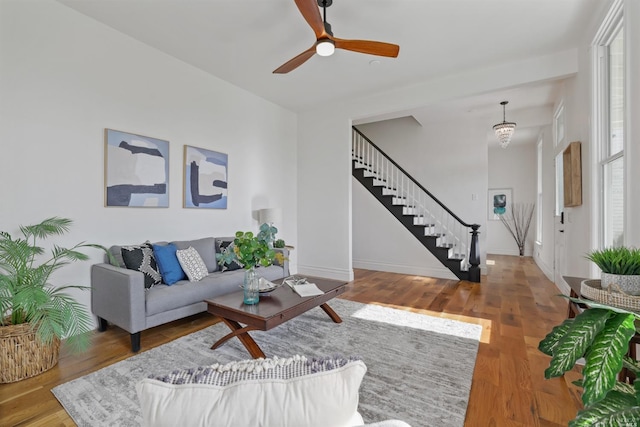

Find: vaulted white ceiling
59;0;601;144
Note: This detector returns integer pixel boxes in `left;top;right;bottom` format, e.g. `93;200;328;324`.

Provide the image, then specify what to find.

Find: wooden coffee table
205;276;347;359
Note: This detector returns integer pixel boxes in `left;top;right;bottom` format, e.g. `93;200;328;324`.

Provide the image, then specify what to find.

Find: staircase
352;127;481;282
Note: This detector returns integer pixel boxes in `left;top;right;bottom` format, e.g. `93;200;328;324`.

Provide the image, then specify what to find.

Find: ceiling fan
273;0;400;74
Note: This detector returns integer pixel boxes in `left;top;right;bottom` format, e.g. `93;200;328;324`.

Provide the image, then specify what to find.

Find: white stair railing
352;127;479;277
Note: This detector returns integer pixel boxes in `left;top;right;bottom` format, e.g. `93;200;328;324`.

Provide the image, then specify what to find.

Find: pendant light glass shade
493;101;516;148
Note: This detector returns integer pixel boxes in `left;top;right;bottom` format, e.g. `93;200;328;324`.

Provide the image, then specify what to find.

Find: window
554;102;565;148
553;101;565;217
594;3;624;248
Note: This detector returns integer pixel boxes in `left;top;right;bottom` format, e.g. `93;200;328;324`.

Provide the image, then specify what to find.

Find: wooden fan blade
273;46;317;74
333;38;399;58
295;0;326;39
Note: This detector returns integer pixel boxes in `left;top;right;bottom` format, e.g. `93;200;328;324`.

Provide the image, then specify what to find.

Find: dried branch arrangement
499;203;535;256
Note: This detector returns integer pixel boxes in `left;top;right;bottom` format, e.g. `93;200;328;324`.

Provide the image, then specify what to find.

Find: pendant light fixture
493;101;516;148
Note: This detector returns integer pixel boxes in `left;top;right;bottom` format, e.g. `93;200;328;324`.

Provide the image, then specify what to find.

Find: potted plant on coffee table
0;217;111;383
216;223;285;305
586;246;640;295
539;299;640;426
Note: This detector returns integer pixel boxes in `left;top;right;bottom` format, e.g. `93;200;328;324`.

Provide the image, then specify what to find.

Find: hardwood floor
0;255;581;426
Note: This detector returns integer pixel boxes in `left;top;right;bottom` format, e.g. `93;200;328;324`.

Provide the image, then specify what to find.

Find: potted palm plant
586;246;640;295
539;299;640;426
0;217;110;383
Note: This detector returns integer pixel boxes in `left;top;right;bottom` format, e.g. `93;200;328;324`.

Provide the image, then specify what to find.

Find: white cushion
136;355;367;427
175;246;208;281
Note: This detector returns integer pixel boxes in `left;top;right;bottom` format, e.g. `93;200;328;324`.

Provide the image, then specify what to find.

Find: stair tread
352;157;478;282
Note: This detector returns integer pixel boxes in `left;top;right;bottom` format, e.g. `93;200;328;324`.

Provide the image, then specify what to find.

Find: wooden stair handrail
353;127;479;229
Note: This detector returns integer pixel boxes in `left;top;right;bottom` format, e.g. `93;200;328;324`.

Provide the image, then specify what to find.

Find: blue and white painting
184;145;228;209
105;129;169;207
488;188;512;220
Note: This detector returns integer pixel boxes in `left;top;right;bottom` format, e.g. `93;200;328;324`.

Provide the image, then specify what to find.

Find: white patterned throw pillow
175;246;208;282
136;355;367;427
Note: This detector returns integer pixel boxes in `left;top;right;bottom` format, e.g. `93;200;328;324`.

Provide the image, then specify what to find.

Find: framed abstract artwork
183;145;228;209
104;129;169;207
488;188;512;221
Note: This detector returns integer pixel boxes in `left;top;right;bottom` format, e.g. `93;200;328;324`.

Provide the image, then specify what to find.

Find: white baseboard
533;255;554;282
353;259;458;280
296;265;354;281
556;277;571;296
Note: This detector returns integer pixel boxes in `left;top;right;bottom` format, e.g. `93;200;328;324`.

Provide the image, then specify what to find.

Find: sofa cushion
152;243;186;285
145;269;245;316
176;247;208;282
136;355;367;427
215;239;242;271
121;242;162;289
173;237;218;273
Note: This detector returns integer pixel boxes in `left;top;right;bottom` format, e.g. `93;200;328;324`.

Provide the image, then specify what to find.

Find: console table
563;275;639;383
563;275;589;318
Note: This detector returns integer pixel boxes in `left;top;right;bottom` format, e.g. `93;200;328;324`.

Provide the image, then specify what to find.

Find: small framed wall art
488;188;512;221
104;129;169;207
183;145;228;209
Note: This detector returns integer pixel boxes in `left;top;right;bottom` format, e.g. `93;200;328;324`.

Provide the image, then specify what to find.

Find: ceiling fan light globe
316;40;335;56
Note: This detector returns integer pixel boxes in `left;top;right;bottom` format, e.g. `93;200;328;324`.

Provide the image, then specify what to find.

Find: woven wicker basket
580;279;640;313
0;322;60;383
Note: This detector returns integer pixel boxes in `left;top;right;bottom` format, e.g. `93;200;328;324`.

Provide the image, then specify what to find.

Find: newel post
468;224;481;283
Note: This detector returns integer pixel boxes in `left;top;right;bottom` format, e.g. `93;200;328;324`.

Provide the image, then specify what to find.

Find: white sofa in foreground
136;355;410;427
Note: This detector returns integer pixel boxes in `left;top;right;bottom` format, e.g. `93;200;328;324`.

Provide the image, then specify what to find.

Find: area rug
52;299;482;426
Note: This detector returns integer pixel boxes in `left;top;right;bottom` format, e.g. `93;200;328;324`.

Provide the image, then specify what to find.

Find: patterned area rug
52;298;482;426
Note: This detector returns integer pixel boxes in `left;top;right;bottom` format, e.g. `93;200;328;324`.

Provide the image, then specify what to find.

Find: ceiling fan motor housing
272;0;399;74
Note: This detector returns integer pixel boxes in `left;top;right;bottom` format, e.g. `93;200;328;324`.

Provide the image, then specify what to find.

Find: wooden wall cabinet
563;141;582;207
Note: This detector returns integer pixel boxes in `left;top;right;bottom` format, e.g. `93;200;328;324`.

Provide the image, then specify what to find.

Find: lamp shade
258;208;282;225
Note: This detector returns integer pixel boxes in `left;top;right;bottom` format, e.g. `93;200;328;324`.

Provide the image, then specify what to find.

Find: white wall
298;2;640;284
297;50;579;281
534;0;640;284
487;143;537;256
296;110;353;280
352;117;487;279
0;0;298;320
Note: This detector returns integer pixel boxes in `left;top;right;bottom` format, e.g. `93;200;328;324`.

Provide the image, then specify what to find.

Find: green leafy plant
0;217;111;352
274;239;285;249
257;222;278;245
217;224;284;270
539;298;640;426
586;247;640;275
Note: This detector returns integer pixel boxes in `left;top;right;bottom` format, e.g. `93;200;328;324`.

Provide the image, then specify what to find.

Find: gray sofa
91;237;289;352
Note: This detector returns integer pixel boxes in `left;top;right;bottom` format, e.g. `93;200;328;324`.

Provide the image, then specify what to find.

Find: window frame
591;0;625;257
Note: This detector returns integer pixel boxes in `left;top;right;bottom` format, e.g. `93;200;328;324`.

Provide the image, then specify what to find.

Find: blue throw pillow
153;243;186;285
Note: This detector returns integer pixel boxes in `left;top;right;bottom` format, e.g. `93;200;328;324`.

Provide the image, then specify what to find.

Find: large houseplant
539;299;640;426
0;217;110;382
